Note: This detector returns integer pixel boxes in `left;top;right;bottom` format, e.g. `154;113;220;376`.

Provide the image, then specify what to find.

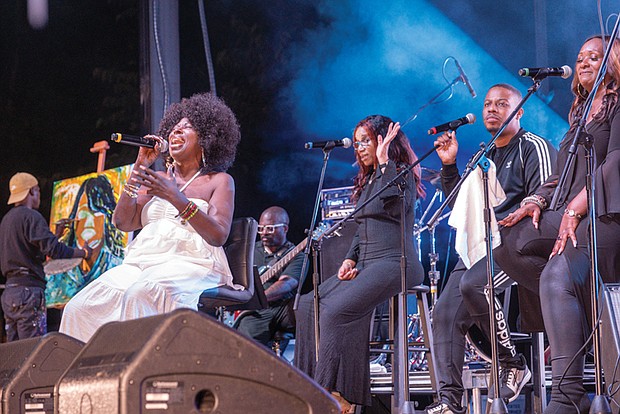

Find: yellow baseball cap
8;172;38;205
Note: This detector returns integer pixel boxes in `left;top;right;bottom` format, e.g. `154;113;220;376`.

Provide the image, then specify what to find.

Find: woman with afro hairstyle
60;92;241;342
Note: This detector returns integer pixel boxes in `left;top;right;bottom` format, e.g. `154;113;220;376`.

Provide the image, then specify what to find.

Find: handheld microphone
518;65;573;79
304;137;352;150
110;133;168;152
427;113;476;135
454;59;477;98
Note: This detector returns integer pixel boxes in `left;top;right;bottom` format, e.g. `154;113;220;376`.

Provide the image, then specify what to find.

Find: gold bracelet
125;183;140;192
122;185;138;199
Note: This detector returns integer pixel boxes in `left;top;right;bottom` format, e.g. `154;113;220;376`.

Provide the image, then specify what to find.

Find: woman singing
60;92;241;342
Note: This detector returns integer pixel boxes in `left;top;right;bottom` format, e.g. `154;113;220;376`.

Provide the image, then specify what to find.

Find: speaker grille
601;283;620;407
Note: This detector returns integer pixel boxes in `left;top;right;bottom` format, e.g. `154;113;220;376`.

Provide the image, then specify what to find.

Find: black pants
495;210;620;412
235;300;295;351
1;285;47;341
432;257;518;408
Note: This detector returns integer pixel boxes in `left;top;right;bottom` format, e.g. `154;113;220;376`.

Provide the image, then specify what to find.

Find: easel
90;141;109;173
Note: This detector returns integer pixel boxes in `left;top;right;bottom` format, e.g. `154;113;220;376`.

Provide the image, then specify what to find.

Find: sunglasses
257;223;287;234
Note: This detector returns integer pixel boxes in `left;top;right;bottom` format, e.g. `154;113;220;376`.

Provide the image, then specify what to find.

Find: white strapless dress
59;197;238;342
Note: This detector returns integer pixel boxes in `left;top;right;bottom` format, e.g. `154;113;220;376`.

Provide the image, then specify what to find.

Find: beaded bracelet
184;206;200;222
176;202;192;218
176;201;197;219
177;201;199;224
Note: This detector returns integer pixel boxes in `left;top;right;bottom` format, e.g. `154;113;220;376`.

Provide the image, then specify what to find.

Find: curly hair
569;35;620;127
157;93;241;172
351;115;425;201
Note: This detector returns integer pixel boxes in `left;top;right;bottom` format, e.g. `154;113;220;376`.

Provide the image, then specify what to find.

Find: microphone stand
548;22;620;414
293;143;337;362
314;143;440;414
402;73;467;128
425;79;542;413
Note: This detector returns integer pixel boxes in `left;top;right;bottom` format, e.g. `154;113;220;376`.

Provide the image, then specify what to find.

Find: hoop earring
201;149;207;168
577;83;588;99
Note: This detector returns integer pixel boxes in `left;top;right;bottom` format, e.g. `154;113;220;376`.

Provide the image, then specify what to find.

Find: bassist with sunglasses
235;206;307;353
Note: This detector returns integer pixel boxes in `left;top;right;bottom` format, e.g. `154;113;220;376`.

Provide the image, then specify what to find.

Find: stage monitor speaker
319;220;358;282
601;283;620;411
55;308;338;414
0;332;84;414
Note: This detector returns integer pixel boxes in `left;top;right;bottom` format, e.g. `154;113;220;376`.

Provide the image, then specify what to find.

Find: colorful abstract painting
45;165;132;307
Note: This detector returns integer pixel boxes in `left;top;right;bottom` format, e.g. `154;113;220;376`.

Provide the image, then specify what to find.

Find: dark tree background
1;0;617;293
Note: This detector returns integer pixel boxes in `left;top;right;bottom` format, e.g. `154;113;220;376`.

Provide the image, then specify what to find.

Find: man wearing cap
0;172;89;341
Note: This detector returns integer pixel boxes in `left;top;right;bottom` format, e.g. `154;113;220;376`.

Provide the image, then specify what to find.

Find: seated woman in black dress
295;115;425;413
495;35;620;413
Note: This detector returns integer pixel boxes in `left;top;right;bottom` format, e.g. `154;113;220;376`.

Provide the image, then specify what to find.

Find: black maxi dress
295;160;424;406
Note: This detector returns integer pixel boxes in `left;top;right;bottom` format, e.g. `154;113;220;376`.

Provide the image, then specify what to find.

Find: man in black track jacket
425;84;557;414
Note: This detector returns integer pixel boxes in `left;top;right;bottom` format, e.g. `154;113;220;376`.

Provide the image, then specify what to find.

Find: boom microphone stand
293;143;338;362
402;57;473;129
549;22;620;414
426;79;543;414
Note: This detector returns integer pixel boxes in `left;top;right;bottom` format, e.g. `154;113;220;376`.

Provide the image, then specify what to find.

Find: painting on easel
45;165;132;308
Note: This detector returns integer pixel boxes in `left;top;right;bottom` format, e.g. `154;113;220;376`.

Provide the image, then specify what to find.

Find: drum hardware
414;170;450;305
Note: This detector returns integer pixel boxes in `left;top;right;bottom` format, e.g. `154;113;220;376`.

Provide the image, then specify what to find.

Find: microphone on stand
427;113;476;135
304;137;352;150
454;59;477;98
110;133;168;152
518;65;573;79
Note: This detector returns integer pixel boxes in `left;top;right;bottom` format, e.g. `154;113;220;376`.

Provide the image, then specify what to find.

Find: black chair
197;217;267;315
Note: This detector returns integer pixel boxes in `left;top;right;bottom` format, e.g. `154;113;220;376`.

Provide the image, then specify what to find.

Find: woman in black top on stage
495;35;620;413
295;115;425;413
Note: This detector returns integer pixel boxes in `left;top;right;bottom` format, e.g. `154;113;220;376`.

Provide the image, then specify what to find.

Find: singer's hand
376;122;399;165
135;135;166;167
434;131;458;165
131;165;179;202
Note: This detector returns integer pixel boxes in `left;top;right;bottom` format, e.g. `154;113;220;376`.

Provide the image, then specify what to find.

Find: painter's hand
54;218;74;237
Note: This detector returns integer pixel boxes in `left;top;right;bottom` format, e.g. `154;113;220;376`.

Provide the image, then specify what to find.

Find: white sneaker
424;401;465;414
498;359;532;402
